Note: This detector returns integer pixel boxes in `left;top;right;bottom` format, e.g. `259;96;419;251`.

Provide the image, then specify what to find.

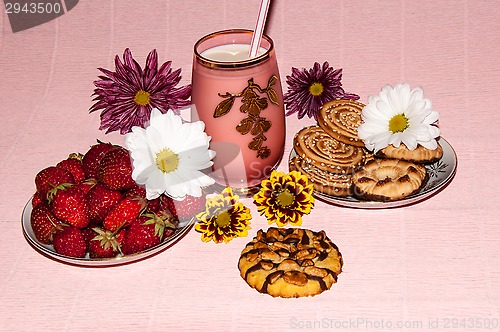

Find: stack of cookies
289;99;443;202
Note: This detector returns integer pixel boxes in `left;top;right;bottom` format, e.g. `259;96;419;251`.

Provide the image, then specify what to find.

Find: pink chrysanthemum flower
90;48;191;134
284;61;359;120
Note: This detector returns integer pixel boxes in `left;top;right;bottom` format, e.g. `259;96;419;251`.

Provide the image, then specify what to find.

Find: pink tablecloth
1;1;499;331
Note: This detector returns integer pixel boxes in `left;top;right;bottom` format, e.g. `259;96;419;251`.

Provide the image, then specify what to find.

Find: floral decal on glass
214;76;279;159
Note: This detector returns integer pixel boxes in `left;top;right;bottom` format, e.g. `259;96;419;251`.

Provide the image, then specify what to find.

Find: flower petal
423;110;440;125
427;124;441;138
419;138;438;150
401;131;418;150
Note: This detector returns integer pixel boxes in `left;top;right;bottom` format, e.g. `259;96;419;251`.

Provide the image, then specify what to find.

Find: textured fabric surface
1;1;499;331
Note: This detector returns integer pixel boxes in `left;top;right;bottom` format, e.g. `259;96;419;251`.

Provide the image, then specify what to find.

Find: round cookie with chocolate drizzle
238;227;343;298
317;99;365;147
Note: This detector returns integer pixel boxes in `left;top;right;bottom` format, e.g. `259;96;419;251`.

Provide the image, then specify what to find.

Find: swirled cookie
318;99;365;147
376;143;443;164
293;125;365;174
238;227;343;298
352;159;427;201
289;155;353;197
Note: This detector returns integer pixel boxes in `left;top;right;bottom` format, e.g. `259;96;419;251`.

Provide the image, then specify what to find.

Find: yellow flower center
134;90;151;106
388;114;409;133
309;82;324;96
276;189;295;208
155;148;179;173
215;211;231;228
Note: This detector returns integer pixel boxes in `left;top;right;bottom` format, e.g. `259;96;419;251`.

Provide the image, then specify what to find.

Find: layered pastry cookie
352;158;427;201
317;99;365;147
289;155;353;197
293;125;365;175
376;143;443;164
238;227;343;298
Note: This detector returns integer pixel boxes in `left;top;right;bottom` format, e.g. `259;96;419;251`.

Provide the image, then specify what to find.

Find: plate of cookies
289;99;457;209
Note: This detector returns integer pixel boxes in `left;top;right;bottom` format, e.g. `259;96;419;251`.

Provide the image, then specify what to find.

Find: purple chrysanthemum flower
90;48;191;134
284;61;359;120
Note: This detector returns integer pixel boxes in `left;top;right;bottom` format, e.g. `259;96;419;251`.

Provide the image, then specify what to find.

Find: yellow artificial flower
253;170;315;227
194;187;252;244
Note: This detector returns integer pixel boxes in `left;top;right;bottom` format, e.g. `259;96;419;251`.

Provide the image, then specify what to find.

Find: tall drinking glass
191;29;285;192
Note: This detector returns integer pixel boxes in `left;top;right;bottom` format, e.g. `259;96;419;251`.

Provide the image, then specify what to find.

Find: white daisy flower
124;108;216;200
357;83;440;152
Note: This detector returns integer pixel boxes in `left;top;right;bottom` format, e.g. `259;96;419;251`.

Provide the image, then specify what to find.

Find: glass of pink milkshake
191;29;285;191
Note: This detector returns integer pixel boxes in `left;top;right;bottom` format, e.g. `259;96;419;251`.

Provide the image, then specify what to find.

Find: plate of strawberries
22;141;205;267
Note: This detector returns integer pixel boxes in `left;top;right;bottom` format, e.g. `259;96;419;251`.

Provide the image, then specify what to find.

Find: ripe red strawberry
30;202;63;244
57;154;85;183
48;183;90;228
87;183;123;222
53;226;87;258
126;185;160;212
81;226;97;246
81;221;104;245
103;196;146;231
155;209;178;241
35;166;75;200
161;195;206;221
121;215;163;255
73;178;97;195
88;227;125;258
82;142;115;179
98;147;136;191
32;192;44;207
146;198;161;213
163;227;175;240
125;185;146;198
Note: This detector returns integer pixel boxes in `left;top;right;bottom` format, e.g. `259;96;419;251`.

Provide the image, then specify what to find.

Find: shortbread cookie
376;143;443;164
318;99;365;147
238;227;343;298
289;155;352;197
353;158;427;201
293;125;365;175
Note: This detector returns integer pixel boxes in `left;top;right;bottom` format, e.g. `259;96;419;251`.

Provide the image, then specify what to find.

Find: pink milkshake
191;29;285;190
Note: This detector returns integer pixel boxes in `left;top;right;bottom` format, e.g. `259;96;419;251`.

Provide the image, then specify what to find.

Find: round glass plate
289;137;457;209
21;198;195;267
